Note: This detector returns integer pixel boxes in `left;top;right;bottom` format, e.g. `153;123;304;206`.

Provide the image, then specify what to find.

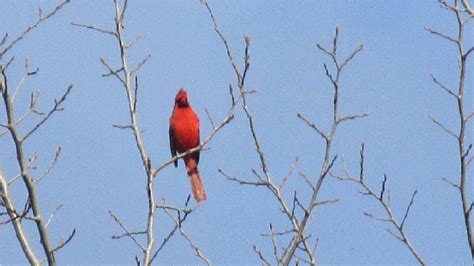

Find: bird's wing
195;128;200;164
169;126;178;167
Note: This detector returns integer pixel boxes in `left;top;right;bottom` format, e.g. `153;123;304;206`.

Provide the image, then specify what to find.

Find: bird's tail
186;159;206;202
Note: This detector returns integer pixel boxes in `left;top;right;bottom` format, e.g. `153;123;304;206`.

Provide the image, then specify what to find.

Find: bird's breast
170;108;199;153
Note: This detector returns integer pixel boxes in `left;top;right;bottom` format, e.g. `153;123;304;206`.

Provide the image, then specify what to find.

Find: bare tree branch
279;156;299;189
49;229;76;255
252;244;271;266
1;59;72;265
314;198;340;206
201;3;320;264
441;176;461;189
424;27;458;43
35;146;62;184
204;108;216;129
465;112;474;123
203;11;367;263
400;191;418;230
429;115;458;139
333;144;426;265
218;168;267;186
23;85;74;141
70;22;117;36
203;14;367;263
337;113;369;125
11;58;39;104
0;171;39;264
0;0;70;57
427;0;474;258
296;113;328;141
200;1;241;84
461;0;474;15
108;209;145;252
0;32;8;47
150;198;197;264
131;54;151;75
296;172;315;194
45;204;63;228
284;27;365;265
99;57;126;86
340;43;364;71
179;227;212;266
431;74;458;98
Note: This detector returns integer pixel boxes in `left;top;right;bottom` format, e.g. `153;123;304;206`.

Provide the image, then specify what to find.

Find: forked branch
332;144;426;265
426;0;473;258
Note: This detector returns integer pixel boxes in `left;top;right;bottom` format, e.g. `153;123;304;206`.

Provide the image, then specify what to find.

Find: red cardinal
169;88;206;202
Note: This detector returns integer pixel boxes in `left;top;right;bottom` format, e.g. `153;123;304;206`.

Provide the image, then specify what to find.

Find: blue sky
0;0;472;264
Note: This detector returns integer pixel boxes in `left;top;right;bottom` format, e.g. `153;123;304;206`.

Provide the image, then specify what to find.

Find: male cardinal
169;88;206;202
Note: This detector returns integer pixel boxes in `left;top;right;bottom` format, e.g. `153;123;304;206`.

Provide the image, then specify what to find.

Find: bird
169;88;206;202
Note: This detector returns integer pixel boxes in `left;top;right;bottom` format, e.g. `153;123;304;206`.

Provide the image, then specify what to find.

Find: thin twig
337;113;369;124
424;27;457;43
179;228;212;265
11;58;39;104
297;113;328;141
205;108;216;129
113;230;146;240
0;32;8;47
429;115;458;139
70;22;117;36
150;199;197;264
252;244;271;266
49;229;76;254
298;170;316;191
401;190;418;230
108;209;145;251
340;43;364;70
218;168;267;186
431;74;458;98
441;176;461;189
45;204;63;228
131;54;151;75
35;146;62;184
23;85;73;141
279;156;299;189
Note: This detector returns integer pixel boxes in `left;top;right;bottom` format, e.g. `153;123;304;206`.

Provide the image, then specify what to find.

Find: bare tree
0;1;74;265
201;1;366;263
425;0;473;259
330;1;473;264
72;0;247;264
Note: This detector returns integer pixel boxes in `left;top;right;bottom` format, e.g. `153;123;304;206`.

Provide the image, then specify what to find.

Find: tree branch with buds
0;1;73;265
426;0;473;259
